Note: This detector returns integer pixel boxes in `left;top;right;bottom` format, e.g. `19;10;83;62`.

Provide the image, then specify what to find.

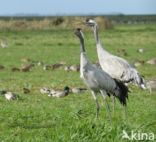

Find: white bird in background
4;92;17;101
40;86;70;98
48;86;70;98
0;38;8;48
74;28;128;121
40;87;51;94
85;19;146;90
71;87;87;94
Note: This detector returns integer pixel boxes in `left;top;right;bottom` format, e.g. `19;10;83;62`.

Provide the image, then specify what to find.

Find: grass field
0;23;156;142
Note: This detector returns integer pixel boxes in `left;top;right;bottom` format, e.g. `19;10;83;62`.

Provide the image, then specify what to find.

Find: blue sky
0;0;156;16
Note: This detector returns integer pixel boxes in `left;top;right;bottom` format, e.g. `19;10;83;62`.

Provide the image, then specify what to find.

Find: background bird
71;87;87;94
85;19;146;90
49;86;70;98
0;65;5;70
40;87;51;94
0;38;8;48
4;91;17;101
75;28;128;121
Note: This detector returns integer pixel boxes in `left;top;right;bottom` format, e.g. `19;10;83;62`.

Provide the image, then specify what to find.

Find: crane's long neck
93;24;108;56
79;36;85;53
78;35;89;77
94;24;108;56
93;24;100;44
79;36;88;65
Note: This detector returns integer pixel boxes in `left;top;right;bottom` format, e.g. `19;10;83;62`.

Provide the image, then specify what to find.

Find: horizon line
0;13;156;17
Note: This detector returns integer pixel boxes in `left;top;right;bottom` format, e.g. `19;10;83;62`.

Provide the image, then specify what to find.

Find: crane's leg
149;86;152;94
100;90;112;123
91;91;100;118
124;106;128;120
112;96;115;115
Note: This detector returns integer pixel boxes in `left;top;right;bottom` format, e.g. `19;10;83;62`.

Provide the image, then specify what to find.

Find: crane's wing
83;64;129;105
99;54;145;88
83;64;116;92
99;55;135;82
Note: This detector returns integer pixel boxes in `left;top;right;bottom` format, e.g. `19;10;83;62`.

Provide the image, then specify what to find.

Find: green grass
0;23;156;142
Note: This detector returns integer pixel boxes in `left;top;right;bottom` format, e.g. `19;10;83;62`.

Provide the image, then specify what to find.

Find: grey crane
74;28;128;121
86;19;146;90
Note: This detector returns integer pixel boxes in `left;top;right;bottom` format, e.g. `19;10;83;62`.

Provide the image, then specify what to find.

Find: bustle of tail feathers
114;79;129;106
131;68;146;90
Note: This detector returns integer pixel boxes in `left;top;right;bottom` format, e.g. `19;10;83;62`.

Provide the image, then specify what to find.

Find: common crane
74;28;128;120
86;19;146;89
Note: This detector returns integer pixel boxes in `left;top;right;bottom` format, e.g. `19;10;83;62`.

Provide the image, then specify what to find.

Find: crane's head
74;28;84;39
86;19;97;27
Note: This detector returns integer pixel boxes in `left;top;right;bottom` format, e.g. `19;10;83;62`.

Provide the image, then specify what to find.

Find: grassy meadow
0;17;156;141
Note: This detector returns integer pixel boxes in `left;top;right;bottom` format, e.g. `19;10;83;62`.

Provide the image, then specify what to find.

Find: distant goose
20;64;34;72
134;60;145;67
146;58;156;65
70;65;80;72
49;86;70;98
4;92;17;101
43;65;52;71
51;63;65;70
0;65;5;70
11;67;20;72
146;79;156;93
71;87;88;94
31;61;44;66
21;58;32;63
116;48;128;56
43;63;64;71
23;88;30;94
64;66;71;72
64;65;80;72
0;38;8;48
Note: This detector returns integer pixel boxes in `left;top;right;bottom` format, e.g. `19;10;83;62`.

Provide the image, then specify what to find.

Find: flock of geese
0;19;149;121
40;86;87;98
